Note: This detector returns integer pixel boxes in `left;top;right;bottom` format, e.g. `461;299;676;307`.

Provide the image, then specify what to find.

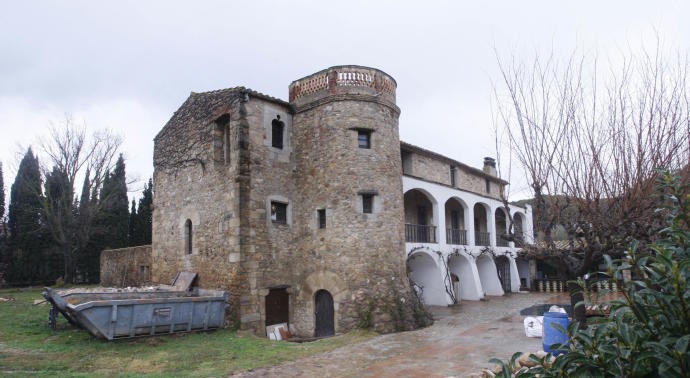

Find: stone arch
300;270;348;334
301;270;348;302
476;254;504;296
448;252;480;300
407;249;447;305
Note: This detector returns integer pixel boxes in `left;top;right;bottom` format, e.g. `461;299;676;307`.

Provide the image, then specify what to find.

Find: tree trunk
62;246;74;284
568;281;587;329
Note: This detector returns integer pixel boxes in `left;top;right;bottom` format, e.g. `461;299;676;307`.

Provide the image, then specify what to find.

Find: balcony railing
533;279;569;293
446;228;468;245
405;224;437;243
496;235;510;247
475;231;491;246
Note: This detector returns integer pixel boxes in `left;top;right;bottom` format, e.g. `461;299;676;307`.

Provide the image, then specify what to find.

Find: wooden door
265;288;289;326
314;290;334;337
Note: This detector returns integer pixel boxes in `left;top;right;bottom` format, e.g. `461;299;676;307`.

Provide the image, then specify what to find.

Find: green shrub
493;171;690;377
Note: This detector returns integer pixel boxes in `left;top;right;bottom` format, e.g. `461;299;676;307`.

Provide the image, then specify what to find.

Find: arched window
184;219;193;254
271;115;284;149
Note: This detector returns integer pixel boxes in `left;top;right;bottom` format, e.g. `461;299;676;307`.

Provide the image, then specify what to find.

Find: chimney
483;157;497;176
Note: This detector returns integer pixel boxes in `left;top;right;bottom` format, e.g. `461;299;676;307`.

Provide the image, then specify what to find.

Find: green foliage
97;154;129;250
493;171;690;377
390;285;433;331
0;161;5;220
5;148;51;285
138;178;153;245
356;298;375;329
128;178;153;247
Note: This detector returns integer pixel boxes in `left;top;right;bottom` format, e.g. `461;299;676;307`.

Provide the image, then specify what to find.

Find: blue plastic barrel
542;312;569;355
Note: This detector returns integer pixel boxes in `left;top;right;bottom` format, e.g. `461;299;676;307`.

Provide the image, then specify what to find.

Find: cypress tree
0;161;5;279
137;178;153;245
128;199;138;246
99;154;129;249
75;171;99;282
6;148;45;284
0;161;5;223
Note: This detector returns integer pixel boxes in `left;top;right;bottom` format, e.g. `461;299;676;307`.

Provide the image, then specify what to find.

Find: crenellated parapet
289;65;397;108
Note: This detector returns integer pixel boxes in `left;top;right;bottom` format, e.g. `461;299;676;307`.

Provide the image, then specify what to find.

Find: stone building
151;65;532;337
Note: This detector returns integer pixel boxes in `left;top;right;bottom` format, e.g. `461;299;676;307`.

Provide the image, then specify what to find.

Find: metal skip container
42;272;229;340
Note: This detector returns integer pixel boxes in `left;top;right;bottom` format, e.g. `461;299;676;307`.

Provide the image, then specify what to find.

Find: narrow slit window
450;166;456;187
184;219;193;254
485;179;491;194
317;209;326;229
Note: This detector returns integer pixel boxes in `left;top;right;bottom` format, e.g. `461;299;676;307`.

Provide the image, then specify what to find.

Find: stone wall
152;89;257;323
100;245;152;287
288;66;411;334
402;147;505;200
233;98;297;330
151;66;426;337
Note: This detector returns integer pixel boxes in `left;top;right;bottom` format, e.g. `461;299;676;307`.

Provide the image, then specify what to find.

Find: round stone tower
289;66;413;334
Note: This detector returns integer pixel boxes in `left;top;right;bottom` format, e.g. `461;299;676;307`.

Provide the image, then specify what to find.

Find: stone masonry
100;245;152;287
151;66;420;336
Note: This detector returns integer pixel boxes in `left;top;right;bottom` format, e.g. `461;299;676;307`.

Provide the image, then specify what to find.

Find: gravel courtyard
232;292;568;378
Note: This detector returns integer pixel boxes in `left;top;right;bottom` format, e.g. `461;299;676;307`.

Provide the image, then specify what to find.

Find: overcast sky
1;0;688;205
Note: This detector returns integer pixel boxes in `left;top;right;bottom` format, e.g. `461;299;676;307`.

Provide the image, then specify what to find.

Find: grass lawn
0;287;374;377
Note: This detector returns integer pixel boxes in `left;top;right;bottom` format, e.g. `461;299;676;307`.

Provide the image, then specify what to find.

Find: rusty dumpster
42;272;228;340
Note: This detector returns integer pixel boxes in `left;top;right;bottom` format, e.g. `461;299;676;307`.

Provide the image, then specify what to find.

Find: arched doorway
448;253;480;300
495;256;511;293
477;255;503;296
407;252;447;305
314;290;334;337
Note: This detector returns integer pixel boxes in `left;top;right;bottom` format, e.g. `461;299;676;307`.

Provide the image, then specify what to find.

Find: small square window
361;194;374;214
271;202;287;224
357;130;371;149
317;209;326;229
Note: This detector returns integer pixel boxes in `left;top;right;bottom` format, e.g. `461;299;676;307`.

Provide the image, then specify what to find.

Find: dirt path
231;292;566;378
